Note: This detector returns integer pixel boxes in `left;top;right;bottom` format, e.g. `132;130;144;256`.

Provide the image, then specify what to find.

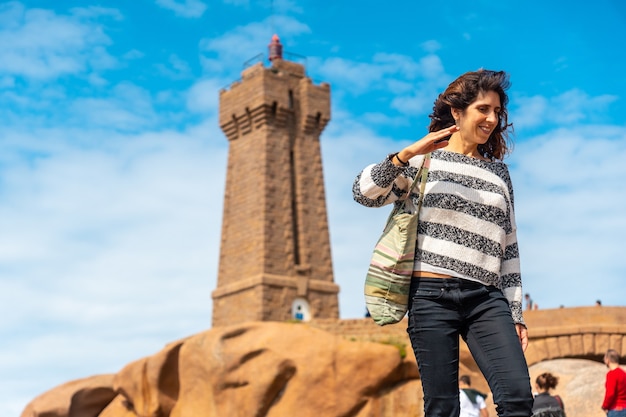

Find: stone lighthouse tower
211;35;339;327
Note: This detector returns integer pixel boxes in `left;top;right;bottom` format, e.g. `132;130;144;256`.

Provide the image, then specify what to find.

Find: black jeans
407;277;533;417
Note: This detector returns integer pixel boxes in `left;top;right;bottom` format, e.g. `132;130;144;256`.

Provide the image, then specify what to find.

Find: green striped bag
364;154;430;325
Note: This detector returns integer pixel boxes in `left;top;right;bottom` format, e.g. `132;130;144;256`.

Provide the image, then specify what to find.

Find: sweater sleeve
499;166;525;326
501;231;524;325
603;370;617;410
352;154;420;208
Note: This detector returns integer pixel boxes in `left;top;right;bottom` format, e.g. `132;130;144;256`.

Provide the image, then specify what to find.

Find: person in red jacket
602;349;626;417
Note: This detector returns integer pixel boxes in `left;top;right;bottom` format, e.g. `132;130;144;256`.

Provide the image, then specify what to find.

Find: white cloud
421;40;442;53
0;75;15;87
390;86;439;116
313;53;451;117
204;0;301;14
360;112;410;128
506;125;626;308
186;78;225;114
417;54;449;82
0;3;117;80
155;0;207;18
199;16;311;75
123;49;144;60
69;5;123;20
271;14;310;38
315;57;387;93
513;89;618;129
0;122;228;414
512;95;548;129
321;125;403;318
155;54;193;80
67;83;157;130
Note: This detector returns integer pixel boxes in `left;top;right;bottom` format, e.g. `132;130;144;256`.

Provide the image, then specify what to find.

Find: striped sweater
353;149;524;325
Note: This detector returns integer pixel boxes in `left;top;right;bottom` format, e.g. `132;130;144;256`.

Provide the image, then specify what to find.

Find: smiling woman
353;69;533;417
429;69;512;161
451;92;502;158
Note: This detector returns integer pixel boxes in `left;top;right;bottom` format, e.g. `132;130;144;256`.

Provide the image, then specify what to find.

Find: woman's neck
444;134;486;160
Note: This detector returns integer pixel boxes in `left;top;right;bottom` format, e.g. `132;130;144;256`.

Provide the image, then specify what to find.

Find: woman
353;69;533;416
533;372;565;415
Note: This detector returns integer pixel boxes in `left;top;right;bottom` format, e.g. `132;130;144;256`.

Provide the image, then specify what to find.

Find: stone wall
310;306;626;366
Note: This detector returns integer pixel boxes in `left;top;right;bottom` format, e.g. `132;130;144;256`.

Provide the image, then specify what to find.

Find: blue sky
2;0;625;414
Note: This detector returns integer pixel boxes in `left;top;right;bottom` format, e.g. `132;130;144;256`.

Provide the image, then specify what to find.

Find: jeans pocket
414;286;444;300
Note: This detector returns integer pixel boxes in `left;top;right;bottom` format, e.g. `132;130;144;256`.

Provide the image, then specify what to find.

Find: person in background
532;372;565;415
353;69;533;416
602;349;626;417
525;293;534;311
460;375;489;417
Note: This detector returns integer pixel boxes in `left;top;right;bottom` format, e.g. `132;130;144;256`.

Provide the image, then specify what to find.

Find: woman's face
453;90;501;146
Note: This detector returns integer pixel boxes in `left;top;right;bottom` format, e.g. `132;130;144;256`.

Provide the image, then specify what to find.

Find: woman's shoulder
533;393;562;409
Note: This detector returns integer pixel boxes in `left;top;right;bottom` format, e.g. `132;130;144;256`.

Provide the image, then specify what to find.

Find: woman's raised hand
394;125;459;165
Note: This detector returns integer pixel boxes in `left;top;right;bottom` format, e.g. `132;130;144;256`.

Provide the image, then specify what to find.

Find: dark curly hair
428;69;513;161
535;372;559;390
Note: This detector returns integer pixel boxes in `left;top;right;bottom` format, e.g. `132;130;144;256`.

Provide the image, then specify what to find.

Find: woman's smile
451;90;501;150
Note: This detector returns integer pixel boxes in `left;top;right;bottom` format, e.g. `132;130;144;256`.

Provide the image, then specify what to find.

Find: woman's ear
451;108;461;122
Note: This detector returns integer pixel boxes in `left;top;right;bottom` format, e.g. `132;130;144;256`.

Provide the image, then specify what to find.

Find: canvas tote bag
364;153;430;325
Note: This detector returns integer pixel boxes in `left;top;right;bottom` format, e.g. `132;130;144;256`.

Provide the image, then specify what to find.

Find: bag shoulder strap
402;153;430;195
416;153;431;210
389;153;431;218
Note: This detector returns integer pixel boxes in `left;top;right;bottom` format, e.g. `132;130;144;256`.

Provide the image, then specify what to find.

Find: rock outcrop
20;374;117;417
21;321;617;417
22;322;426;417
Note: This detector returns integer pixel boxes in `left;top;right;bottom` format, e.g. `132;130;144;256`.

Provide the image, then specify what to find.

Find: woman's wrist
391;152;409;167
395;153;409;165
